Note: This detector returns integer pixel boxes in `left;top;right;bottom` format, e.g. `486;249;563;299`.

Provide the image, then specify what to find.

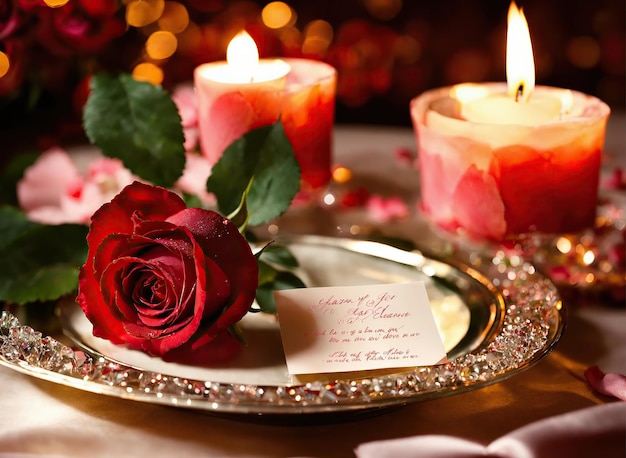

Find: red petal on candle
418;149;458;225
451;164;506;240
490;142;601;236
490;145;558;235
549;140;602;232
206;91;256;163
282;83;334;191
204;90;283;164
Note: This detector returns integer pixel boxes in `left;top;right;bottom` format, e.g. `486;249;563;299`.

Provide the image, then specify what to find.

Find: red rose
76;182;259;366
0;0;23;40
36;3;125;56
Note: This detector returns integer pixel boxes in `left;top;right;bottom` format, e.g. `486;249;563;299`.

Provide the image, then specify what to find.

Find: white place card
274;282;446;375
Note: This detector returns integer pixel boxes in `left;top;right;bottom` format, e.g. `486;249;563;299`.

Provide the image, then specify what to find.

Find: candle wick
515;84;524;102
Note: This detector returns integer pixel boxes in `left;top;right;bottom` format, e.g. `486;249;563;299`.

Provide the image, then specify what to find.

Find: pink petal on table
602;167;625;190
17;147;82;211
584;366;626;401
393;147;414;165
451;164;506;240
367;195;409;222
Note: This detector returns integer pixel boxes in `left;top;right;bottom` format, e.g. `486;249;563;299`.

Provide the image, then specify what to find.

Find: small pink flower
172;83;198;127
175;152;215;207
17;147;135;225
366;194;409;222
171;83;199;152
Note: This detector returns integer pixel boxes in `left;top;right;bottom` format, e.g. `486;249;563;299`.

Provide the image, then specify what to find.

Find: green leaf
0;208;88;304
260;244;299;269
83;73;186;187
257;259;278;286
207;121;300;227
255;271;306;314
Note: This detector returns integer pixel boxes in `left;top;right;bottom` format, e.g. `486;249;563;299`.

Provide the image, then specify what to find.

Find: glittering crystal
0;311;19;339
39;336;66;370
14;326;43;365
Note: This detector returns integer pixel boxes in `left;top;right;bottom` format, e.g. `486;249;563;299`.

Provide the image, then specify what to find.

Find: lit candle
194;32;337;203
410;2;610;240
458;3;567;125
194;31;290;164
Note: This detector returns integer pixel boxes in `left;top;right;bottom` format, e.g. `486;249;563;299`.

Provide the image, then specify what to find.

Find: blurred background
0;0;624;149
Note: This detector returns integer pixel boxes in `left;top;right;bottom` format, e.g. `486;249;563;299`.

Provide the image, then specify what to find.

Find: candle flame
226;31;259;81
506;2;534;102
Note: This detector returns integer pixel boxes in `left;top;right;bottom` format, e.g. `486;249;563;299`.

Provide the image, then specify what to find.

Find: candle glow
199;31;290;85
506;2;534;101
458;1;570;126
410;1;610;240
226;31;259;83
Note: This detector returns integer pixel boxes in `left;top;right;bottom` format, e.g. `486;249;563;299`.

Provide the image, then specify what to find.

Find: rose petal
166;208;258;337
584;366;626;400
17;147;82;211
87;182;187;251
451;164;506;240
161;329;243;366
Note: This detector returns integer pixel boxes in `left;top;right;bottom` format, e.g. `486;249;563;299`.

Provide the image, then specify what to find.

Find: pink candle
194;33;336;203
281;58;336;202
194;32;290;164
409;3;610;241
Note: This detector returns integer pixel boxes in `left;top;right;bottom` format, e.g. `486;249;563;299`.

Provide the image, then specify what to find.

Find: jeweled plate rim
0;235;565;417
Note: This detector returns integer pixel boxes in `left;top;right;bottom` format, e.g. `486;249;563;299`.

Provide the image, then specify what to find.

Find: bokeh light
302;20;333;55
43;0;69;7
262;2;295;29
363;0;403;21
332;166;352;183
146;30;178;60
126;0;165;28
158;2;190;34
567;36;601;69
132;62;164;85
0;52;9;78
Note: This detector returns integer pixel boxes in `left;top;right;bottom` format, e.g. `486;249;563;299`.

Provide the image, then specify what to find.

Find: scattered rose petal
340;186;371;208
584;366;626;401
393;147;414;165
175;152;215;207
603;168;625;190
366;194;409;222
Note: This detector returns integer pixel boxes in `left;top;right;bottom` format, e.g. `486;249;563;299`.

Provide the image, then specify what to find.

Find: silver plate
0;236;564;418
